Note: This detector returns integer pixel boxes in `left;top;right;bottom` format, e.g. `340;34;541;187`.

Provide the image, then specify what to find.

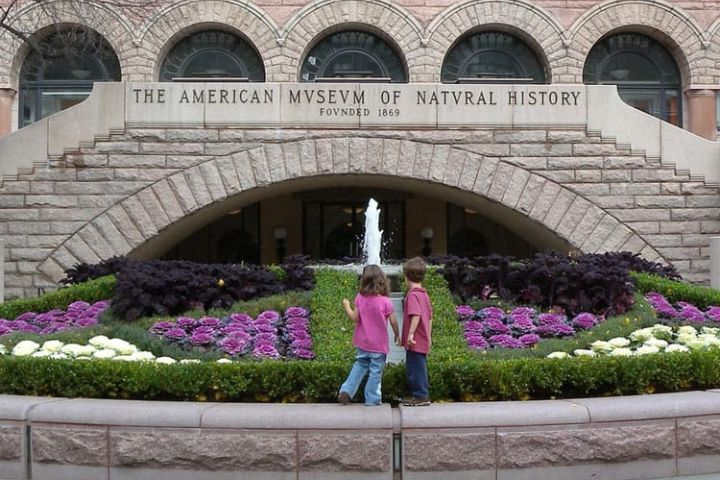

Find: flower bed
149;307;314;360
548;323;720;358
645;292;720;324
3;336;185;363
0;301;109;336
456;305;599;350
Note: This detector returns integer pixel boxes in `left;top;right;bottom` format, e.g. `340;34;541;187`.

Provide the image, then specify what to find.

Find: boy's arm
406;314;420;346
342;298;359;322
388;313;400;344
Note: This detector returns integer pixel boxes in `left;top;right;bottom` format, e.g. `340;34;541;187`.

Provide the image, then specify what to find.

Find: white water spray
363;198;383;266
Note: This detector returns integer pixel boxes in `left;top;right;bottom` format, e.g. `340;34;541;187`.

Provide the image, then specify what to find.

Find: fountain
363;198;383;266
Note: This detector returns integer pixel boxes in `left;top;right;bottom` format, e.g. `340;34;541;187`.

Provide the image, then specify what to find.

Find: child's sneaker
337;391;351;405
403;396;430;406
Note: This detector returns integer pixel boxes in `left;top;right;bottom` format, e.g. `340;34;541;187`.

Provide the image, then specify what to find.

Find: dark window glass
163;203;261;264
303;201;405;260
159;30;265;81
442;32;546;83
300;31;407;82
19;29;121;127
584;33;682;126
447;203;536;258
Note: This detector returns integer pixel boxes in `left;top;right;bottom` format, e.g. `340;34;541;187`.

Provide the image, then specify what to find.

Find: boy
401;257;433;406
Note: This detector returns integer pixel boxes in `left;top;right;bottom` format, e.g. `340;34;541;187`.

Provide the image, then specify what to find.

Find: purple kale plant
457;305;595;351
149;306;314;360
646;293;720;325
0;300;109;337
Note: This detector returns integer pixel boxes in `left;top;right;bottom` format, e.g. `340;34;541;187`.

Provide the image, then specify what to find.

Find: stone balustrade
2;391;720;479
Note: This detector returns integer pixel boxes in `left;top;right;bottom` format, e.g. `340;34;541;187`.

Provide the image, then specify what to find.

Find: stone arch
569;0;706;86
281;0;425;82
705;16;720;85
37;138;660;282
138;0;281;82
425;0;566;84
1;0;134;88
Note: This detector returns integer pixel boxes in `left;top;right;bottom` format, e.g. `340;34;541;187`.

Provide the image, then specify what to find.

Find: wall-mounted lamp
420;227;434;257
274;227;287;264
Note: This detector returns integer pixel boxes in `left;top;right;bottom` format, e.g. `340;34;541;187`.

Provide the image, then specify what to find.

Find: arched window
300;30;407;83
584;33;682;126
442;31;546;84
159;30;265;81
19;28;121;127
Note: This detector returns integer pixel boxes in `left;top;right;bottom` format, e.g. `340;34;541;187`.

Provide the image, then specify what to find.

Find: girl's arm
342;298;359;322
388;313;400;345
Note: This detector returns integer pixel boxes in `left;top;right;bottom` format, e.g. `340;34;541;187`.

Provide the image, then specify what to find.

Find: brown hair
403;256;426;283
359;264;390;296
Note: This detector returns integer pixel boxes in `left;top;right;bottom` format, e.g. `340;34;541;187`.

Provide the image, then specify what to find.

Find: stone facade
0;123;712;297
0;0;718;296
1;0;719;87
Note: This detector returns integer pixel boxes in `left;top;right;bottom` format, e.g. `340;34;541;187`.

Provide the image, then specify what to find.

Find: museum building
0;0;719;297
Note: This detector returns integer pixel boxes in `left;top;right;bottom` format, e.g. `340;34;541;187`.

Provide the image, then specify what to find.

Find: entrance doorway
302;199;405;261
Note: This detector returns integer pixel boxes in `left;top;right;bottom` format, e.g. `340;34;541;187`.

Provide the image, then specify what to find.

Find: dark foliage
432;252;669;316
282;255;315;291
61;256;131;284
61;257;316;322
598;252;681;280
112;260;299;322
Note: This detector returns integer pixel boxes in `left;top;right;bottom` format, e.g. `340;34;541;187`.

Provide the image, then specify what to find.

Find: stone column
712;237;720;289
0;239;4;303
0;88;16;137
686;89;717;141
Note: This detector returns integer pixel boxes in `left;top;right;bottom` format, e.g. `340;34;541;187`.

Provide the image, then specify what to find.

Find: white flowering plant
548;323;720;358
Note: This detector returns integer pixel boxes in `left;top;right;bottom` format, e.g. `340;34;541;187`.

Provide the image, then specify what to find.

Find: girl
338;264;399;406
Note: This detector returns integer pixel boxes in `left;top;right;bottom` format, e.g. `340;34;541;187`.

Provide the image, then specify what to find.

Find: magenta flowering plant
458;305;597;351
677;302;705;323
489;334;523;349
149;306;314;360
707;307;720;322
572;313;597;329
0;300;109;337
645;293;720;325
455;305;474;321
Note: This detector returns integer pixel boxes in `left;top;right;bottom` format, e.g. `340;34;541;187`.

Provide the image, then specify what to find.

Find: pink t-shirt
352;293;394;354
402;287;433;354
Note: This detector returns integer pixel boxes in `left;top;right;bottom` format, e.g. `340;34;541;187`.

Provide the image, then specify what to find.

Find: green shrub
421;268;468;363
632;272;720;309
0;276;115;320
1;349;715;402
310;268;359;362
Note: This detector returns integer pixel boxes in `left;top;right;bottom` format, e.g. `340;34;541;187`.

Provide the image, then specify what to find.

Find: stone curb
4;390;720;428
4;392;720;479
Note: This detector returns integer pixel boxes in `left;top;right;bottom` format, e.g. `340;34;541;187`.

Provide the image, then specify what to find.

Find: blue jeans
406;350;429;399
340;348;387;406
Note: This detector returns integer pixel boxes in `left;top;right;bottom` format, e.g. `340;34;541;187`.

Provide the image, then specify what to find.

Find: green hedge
0;275;115;320
632;272;720;309
417;268;468;363
309;268;359;362
1;349;717;402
